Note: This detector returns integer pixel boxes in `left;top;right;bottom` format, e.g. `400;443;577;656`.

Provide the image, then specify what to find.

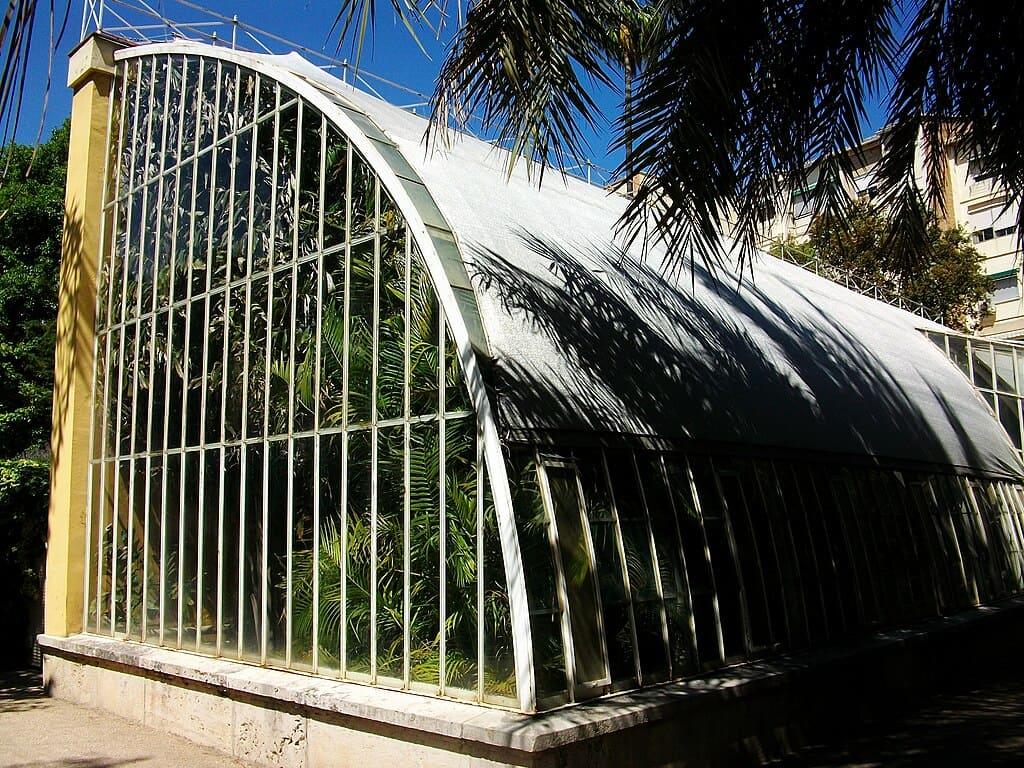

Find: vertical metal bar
600;449;641;686
631;452;671;677
285;100;303;668
159;54;188;646
237;70;261;662
311;113;326;674
658;455;698;670
438;307;447;696
215;64;240;663
126;55;158;640
476;420;485;701
96;60;130;634
534;452;577;700
260;81;281;666
710;460;754;657
684;456;725;663
195;59;224;651
927;477;969;605
111;57;144;636
339;140;352;677
82;51;120;633
178;56;205;650
369;176;381;682
402;226;411;689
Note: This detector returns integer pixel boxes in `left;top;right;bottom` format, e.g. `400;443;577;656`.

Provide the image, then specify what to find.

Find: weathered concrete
37;596;1024;767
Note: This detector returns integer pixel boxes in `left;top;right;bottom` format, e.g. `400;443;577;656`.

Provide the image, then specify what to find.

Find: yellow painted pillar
44;34;123;636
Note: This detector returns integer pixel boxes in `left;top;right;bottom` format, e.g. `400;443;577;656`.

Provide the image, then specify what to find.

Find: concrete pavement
0;669;254;768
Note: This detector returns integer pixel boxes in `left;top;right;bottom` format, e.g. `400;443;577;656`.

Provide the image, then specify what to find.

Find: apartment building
762;131;1023;339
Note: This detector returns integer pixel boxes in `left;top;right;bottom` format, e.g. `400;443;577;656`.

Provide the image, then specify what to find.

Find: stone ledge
38;596;1024;754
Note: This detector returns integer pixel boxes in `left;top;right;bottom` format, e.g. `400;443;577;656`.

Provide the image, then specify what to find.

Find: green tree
333;1;1023;277
0;120;68;664
770;200;990;331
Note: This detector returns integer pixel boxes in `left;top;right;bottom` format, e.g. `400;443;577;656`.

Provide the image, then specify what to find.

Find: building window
996;224;1017;239
974;227;995;244
992;271;1021;304
791;189;813;219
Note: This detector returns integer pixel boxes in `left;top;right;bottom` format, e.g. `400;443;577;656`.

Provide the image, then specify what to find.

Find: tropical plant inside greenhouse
87;54;515;702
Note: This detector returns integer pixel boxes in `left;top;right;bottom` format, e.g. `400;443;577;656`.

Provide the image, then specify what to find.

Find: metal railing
772;241;941;323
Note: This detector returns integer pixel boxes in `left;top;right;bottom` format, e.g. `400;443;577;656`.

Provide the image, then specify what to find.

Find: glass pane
444;418;478;693
322;127;348;251
664;457;720;667
346;429;372;675
350;152;374;239
636;455;694;676
204;290;224;444
690;457;746;659
298;107;322;259
220;445;241;655
718;469;772;649
274;103;298;268
209;144;231;289
317;433;344;672
161;453;181;645
546;464;607;687
267;267;293;436
247;276;268;438
190;151;211;297
240;444;264;662
378;228;406;421
319;246;345;428
290;436;316;670
265;440;289;663
198;448;220;652
972;342;994;390
293;258;319;433
223;285;245;442
999;395;1022;450
231;127;253;281
578;451;635;684
409;250;439;416
605;452;667;682
251;116;275;274
377;426;405;681
347;240;374;425
482;459;516;702
995;347;1016;393
507;448;567;704
409;422;440;687
180;450;201;647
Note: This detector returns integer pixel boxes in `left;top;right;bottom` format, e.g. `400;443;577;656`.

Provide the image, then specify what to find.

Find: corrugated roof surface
279;53;1023;478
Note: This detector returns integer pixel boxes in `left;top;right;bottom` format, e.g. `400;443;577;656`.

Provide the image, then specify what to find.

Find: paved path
0;670;252;768
3;665;1023;766
775;669;1024;766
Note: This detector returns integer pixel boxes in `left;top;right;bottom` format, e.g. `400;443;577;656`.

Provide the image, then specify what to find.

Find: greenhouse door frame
536;456;612;700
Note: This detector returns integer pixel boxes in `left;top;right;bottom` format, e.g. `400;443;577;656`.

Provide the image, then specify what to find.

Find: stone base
40;597;1024;767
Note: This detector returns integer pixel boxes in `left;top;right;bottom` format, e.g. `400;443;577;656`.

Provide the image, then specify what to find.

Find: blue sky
23;0;892;175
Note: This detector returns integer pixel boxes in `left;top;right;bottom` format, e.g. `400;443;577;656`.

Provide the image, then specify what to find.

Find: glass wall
926;330;1024;457
82;53;515;706
509;446;1024;708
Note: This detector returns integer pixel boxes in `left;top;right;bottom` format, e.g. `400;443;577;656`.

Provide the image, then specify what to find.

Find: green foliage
770;200;991;331
336;1;1024;280
0;121;68;662
0;121;67;458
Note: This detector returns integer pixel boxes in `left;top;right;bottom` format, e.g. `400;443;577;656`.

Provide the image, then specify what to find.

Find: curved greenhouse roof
77;38;1024;724
283;51;1020;479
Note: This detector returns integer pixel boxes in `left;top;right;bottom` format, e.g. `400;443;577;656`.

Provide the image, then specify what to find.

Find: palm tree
330;0;1024;280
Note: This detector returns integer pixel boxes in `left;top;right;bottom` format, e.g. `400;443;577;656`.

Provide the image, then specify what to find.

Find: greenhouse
42;32;1024;766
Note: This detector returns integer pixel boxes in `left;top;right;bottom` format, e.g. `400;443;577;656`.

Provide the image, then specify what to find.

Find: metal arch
112;40;537;713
